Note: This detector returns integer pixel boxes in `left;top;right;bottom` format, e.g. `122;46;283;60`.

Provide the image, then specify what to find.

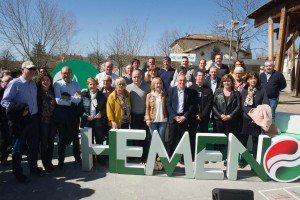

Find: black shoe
75;157;82;164
14;173;27;183
45;163;55;173
30;167;45;176
224;160;227;167
1;160;9;166
238;161;247;169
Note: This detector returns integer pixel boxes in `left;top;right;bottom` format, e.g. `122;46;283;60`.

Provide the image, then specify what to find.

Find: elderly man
1;61;43;182
95;61;119;88
53;66;82;169
123;64;133;85
210;53;229;79
260;60;286;120
205;66;220;94
100;75;114;99
166;74;196;161
127;69;150;162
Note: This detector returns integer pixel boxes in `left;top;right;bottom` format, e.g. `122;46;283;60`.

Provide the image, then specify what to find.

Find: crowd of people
0;54;286;182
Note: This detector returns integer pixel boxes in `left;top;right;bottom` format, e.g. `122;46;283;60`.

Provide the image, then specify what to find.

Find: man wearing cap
95;61;118;88
158;56;175;92
1;61;44;182
53;66;82;169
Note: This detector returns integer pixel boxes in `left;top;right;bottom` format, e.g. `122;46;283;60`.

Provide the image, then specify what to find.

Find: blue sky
57;0;233;56
52;0;284;59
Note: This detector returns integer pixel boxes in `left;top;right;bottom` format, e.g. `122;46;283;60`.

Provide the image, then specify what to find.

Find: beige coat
145;92;168;121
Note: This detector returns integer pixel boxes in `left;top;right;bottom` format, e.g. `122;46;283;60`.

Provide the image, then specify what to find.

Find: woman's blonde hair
150;77;163;91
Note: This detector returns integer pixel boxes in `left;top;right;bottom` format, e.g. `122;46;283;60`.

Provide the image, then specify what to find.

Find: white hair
234;66;245;74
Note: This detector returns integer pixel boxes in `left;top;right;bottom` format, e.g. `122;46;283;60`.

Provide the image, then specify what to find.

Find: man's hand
95;113;101;119
74;92;81;97
175;116;186;123
87;116;94;121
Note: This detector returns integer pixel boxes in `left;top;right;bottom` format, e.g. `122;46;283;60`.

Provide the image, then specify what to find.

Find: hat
163;56;171;62
21;61;35;69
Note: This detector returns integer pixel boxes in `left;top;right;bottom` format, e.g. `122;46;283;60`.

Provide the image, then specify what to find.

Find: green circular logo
51;59;99;89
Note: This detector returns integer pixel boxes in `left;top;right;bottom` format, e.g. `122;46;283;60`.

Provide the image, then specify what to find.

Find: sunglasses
118;83;125;87
27;68;36;71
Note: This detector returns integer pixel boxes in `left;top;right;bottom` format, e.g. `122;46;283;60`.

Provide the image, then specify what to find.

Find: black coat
212;88;241;120
190;84;213;120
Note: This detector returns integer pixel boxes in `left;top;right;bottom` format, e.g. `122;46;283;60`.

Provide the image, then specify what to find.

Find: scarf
244;88;257;106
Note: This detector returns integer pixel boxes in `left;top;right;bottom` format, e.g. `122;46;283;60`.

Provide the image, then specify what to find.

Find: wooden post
290;42;295;92
275;7;288;72
268;17;274;60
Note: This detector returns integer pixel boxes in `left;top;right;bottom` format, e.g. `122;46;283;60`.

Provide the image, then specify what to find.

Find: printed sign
81;129;300;183
51;59;99;89
170;53;196;62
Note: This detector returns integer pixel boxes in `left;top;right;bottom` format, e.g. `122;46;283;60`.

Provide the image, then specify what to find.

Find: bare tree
212;0;267;59
87;32;106;70
157;29;181;56
0;48;16;70
0;0;76;68
106;19;146;76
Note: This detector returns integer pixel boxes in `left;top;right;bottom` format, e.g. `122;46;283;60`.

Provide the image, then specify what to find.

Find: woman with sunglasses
106;77;131;129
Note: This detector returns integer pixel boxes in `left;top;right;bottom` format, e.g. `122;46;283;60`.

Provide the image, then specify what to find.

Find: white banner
170;53;196;62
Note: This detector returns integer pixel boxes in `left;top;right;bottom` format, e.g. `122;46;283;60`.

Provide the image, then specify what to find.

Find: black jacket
190;84;213;120
6;102;32;136
260;70;286;98
212;88;241;120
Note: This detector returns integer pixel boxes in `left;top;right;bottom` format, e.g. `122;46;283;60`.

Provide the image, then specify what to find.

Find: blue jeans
149;122;167;142
11;115;39;175
269;98;278;120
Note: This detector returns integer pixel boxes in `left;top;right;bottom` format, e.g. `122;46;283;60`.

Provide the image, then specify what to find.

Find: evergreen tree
31;42;47;69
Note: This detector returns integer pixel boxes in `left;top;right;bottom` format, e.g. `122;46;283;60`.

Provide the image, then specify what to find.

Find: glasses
103;80;111;82
118;83;125;87
27;68;36;71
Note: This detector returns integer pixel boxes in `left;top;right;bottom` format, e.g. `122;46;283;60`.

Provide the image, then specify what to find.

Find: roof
170;34;242;54
248;0;300;27
183;41;249;55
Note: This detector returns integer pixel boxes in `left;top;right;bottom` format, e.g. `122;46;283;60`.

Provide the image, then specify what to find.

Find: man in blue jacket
260;60;286;120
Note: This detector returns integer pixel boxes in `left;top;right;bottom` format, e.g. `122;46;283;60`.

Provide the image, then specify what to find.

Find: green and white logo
51;59;99;88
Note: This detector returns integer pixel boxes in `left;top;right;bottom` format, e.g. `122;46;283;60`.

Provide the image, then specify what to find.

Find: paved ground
1;91;300;200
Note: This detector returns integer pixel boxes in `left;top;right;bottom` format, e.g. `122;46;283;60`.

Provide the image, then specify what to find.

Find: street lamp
217;20;247;68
